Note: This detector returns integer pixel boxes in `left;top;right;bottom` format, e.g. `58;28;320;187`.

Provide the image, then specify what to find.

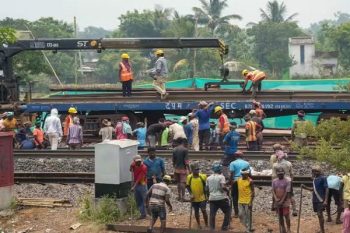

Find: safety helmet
214;106;223;113
163;175;172;182
121;53;129;59
155;49;164;56
68;107;77;114
242;69;249;76
121;116;129;121
212;162;222;173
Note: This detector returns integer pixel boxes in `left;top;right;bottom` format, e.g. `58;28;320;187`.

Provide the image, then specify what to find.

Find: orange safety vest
251;70;266;82
63;115;73;136
218;113;230;134
119;62;133;82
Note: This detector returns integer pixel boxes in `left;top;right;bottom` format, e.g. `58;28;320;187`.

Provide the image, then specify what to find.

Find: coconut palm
260;0;298;23
193;0;242;35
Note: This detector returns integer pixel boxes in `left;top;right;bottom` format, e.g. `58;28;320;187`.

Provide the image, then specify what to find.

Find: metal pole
297;186;303;233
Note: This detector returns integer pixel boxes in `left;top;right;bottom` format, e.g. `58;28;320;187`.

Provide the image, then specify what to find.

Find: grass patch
78;192;138;224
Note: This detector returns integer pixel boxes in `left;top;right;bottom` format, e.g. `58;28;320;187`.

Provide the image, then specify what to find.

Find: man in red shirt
130;155;148;219
33;122;44;149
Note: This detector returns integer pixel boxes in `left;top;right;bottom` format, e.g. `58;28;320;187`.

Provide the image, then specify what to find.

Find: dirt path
0;207;342;233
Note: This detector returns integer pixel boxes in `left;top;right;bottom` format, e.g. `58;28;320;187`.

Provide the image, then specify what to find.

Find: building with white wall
288;36;338;78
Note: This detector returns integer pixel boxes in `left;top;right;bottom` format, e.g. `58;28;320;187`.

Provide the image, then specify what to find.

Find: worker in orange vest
242;69;266;97
119;53;134;97
64;107;77;137
214;106;230;150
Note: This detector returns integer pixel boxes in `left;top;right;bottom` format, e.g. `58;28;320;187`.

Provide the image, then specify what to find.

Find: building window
300;45;305;64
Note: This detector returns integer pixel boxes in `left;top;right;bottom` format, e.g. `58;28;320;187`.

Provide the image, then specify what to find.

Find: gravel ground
14;183;336;218
15;157;337;176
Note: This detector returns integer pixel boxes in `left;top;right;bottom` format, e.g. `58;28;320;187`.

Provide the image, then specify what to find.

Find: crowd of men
130;143;350;233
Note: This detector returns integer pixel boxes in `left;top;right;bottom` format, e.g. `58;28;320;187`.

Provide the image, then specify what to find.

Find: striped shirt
245;120;257;142
67;124;83;144
149;182;171;206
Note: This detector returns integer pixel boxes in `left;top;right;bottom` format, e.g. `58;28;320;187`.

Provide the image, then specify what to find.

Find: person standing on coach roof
150;49;168;99
119;53;133;97
193;101;214;151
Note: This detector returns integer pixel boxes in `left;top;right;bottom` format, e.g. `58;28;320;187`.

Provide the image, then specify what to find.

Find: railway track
14;149;300;161
31;90;350;103
14;172;312;186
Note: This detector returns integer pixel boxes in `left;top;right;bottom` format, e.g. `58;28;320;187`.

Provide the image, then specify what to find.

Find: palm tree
193;0;242;35
260;0;298;23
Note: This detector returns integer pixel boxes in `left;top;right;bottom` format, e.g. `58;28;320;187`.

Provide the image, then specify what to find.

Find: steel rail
14;149;300;161
31;90;350;103
14;172;312;186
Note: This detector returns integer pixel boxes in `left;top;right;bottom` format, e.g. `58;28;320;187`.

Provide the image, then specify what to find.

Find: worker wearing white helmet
119;53;133;97
150;49;169;100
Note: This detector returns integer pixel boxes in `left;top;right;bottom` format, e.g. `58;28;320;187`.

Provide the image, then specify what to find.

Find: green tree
78;26;112;38
0;27;16;44
329;22;350;71
248;21;304;78
295;118;350;172
193;0;241;35
118;8;172;37
260;0;298;23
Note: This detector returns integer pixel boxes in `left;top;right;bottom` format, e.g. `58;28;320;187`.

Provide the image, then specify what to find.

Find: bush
79;193;138;224
294;117;350;172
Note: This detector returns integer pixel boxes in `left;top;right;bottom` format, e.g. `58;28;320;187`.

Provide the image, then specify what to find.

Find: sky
0;0;349;30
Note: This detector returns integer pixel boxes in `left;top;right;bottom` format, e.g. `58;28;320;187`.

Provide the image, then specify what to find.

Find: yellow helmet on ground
214;106;223;113
68;107;77;114
242;69;249;76
121;53;129;59
155;49;164;55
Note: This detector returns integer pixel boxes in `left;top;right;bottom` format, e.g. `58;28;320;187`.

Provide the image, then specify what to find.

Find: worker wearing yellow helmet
241;69;266;98
214;105;230;149
150;49;169;99
64;107;78;137
119;53;134;97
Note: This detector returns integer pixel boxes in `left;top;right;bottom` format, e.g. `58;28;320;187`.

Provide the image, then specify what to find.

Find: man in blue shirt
302;165;329;233
143;147;165;189
181;116;193;148
194;101;214;150
229;152;250;217
223;123;240;162
133;122;146;149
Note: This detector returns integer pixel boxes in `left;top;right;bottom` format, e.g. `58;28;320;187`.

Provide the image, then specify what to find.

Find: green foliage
248;22;304;78
0;27;16;44
193;0;241;35
79;194;121;224
79;193;139;224
294;117;350;172
118;8;171;37
260;0;298;23
330;22;350;71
